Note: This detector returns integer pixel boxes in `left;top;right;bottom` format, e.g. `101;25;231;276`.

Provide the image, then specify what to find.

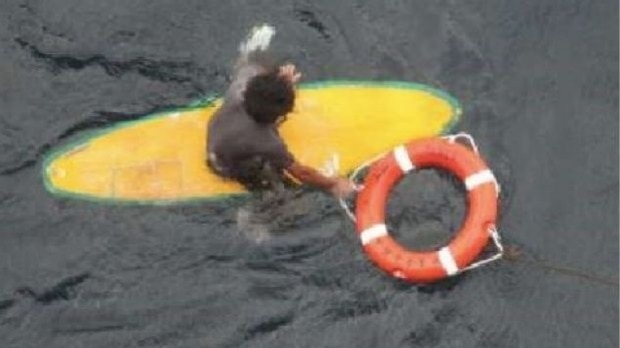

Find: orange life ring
355;137;499;283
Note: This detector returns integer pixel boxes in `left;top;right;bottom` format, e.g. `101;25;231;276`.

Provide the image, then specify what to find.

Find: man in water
206;30;356;198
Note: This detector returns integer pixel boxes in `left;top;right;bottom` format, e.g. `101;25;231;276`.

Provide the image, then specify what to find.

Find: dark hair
243;70;295;124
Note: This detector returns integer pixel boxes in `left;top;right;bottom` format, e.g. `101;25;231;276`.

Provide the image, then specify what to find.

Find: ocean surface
0;1;618;347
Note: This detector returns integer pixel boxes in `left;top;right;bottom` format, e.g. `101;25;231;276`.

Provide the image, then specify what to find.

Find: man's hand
287;162;357;198
328;177;358;199
279;63;302;84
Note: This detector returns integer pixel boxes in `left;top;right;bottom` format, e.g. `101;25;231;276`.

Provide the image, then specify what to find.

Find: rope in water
503;245;618;287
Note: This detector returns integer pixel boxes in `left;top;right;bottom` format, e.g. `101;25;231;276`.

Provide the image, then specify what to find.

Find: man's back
206;63;293;185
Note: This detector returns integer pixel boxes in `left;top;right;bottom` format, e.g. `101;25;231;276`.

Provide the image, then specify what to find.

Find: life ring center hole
386;168;466;252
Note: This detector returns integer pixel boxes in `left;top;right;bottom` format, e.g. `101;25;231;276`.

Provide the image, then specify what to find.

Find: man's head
243;69;295;125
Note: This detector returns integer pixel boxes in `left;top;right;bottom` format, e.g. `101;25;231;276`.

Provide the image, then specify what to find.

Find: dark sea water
0;1;617;347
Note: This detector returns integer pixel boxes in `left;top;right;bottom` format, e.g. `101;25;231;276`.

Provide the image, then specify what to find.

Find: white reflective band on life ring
393;145;415;173
438;247;459;276
360;224;388;245
465;169;496;191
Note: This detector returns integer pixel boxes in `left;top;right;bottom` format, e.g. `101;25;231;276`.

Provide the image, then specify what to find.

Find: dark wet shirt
206;63;294;179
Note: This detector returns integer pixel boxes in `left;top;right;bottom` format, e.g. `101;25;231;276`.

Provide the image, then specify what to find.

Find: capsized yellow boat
42;81;460;204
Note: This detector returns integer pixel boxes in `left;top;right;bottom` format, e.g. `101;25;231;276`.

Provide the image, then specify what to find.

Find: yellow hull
42;81;460;203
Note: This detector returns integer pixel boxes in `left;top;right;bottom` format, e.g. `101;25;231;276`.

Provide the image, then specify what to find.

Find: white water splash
320;153;340;177
239;24;276;55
